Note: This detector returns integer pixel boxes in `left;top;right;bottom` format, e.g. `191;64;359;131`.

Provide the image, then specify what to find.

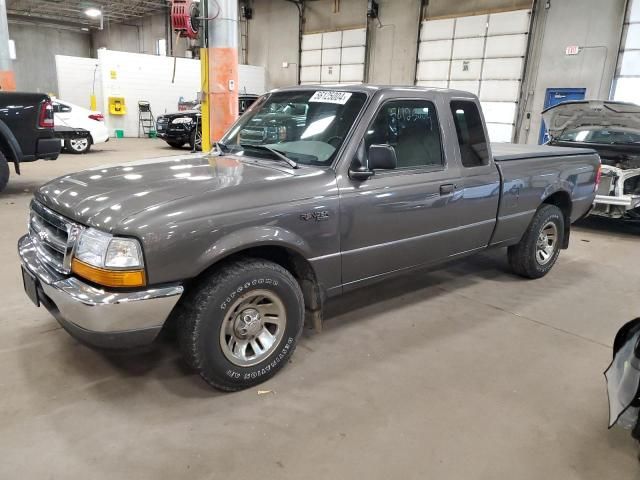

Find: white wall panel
321;48;341;65
488;10;530;35
450;59;482;80
301;50;321;66
418;40;453;60
480;80;521;101
321;65;340;83
322;31;342;49
482;58;524;80
417;60;450;81
448;80;480;95
341;28;366;47
481;101;517;124
55;55;102;110
630;0;640;22
486;122;513;142
452;37;485;59
341;46;366;65
416;80;449;88
454;15;487;38
420;19;455;41
340;64;365;82
300;65;321;82
301;33;322;51
485;34;528;58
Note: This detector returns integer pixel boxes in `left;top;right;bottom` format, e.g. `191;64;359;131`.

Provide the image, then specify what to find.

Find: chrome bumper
18;234;183;347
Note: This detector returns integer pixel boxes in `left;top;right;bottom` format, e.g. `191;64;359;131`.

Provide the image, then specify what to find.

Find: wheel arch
541;190;572;248
192;241;323;320
0;120;23;173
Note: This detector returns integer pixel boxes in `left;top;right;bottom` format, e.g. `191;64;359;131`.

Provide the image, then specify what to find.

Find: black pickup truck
0;92;61;192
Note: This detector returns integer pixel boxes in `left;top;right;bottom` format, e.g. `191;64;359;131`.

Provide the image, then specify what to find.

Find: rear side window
450;101;489;168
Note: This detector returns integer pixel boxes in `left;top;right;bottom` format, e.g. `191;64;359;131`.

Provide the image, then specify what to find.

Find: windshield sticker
309;91;353;105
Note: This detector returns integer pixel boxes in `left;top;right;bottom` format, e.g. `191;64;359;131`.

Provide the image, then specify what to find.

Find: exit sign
565;45;580;55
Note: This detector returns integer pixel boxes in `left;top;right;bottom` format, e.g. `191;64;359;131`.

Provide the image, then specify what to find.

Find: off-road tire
177;258;304;391
166;140;184;148
508;204;565;279
0;151;9;193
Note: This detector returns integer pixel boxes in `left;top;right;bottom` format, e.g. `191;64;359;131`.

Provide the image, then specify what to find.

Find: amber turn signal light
71;258;146;288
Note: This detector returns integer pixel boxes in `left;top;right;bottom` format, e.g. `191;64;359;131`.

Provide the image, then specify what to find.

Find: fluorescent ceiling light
84;8;102;17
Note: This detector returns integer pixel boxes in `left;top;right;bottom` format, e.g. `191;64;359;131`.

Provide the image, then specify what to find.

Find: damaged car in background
544;101;640;220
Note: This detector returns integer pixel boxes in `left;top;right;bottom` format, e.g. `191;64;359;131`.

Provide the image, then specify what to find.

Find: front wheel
177;259;304;391
64;137;91;154
508;204;565;279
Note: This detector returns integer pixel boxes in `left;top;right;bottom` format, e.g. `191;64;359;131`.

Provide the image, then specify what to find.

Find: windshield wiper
239;143;299;169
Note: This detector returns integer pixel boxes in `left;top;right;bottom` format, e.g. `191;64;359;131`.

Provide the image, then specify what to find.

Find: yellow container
109;96;126;115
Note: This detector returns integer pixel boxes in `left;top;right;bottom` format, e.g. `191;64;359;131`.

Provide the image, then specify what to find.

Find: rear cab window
450;100;489;168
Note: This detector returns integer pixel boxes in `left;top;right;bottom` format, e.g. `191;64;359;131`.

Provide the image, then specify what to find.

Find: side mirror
368;144;397;170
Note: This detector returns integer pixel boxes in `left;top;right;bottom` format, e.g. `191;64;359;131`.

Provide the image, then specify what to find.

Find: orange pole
206;0;239;144
208;47;238;142
0;71;16;91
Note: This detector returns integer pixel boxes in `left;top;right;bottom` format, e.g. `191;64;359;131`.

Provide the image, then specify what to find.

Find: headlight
172;117;193;124
72;228;146;288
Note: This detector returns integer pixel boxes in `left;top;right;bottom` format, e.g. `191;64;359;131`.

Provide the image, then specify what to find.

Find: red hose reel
171;0;200;39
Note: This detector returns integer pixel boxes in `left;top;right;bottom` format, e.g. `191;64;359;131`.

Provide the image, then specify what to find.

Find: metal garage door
300;28;366;85
612;0;640;104
416;9;531;142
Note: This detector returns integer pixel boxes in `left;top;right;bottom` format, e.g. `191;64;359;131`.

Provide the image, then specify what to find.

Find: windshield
220;90;367;166
557;127;640;145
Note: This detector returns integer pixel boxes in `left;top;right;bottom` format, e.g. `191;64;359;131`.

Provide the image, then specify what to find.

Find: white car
53;99;109;154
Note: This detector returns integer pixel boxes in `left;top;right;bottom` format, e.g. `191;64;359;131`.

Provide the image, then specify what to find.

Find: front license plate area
22;267;40;307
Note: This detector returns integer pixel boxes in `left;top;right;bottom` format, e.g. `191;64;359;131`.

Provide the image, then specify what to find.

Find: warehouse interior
2;0;640;478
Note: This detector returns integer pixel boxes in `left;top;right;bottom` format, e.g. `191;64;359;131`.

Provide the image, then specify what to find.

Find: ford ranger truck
0;92;60;192
18;86;601;391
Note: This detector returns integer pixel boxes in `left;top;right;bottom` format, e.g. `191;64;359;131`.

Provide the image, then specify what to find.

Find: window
52;102;71;113
156;38;167;56
450;101;489;168
221;90;367;166
365;100;443;169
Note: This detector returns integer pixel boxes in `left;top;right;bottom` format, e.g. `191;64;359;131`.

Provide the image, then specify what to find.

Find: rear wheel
64;137;91;154
508;204;564;279
177;258;304;391
0;151;9;193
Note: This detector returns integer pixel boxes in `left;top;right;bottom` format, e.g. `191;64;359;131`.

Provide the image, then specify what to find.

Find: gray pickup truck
18;86;600;391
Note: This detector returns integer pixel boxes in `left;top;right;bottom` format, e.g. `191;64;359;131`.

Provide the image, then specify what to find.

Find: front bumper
18;234;183;349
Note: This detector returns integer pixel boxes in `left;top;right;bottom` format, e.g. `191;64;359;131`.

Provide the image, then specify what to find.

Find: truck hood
34;153;292;231
542;101;640;139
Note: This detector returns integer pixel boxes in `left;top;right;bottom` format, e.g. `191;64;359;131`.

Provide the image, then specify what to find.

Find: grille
28;201;80;274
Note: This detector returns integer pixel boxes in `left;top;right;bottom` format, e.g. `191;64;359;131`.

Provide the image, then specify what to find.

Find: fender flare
195;225;315;277
0;119;23;174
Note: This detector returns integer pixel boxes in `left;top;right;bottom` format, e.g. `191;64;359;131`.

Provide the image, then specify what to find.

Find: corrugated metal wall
612;0;640;103
300;28;367;84
416;9;531;142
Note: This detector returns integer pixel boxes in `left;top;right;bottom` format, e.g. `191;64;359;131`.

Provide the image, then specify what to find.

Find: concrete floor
1;138;640;479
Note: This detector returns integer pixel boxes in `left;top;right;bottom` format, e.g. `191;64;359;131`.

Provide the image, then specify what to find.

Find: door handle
439;183;456;195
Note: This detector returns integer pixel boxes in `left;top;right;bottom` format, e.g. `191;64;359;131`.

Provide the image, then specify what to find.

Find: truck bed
491;143;596;161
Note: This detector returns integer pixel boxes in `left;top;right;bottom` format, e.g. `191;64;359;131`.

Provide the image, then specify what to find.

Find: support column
205;0;239;147
0;0;16;91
